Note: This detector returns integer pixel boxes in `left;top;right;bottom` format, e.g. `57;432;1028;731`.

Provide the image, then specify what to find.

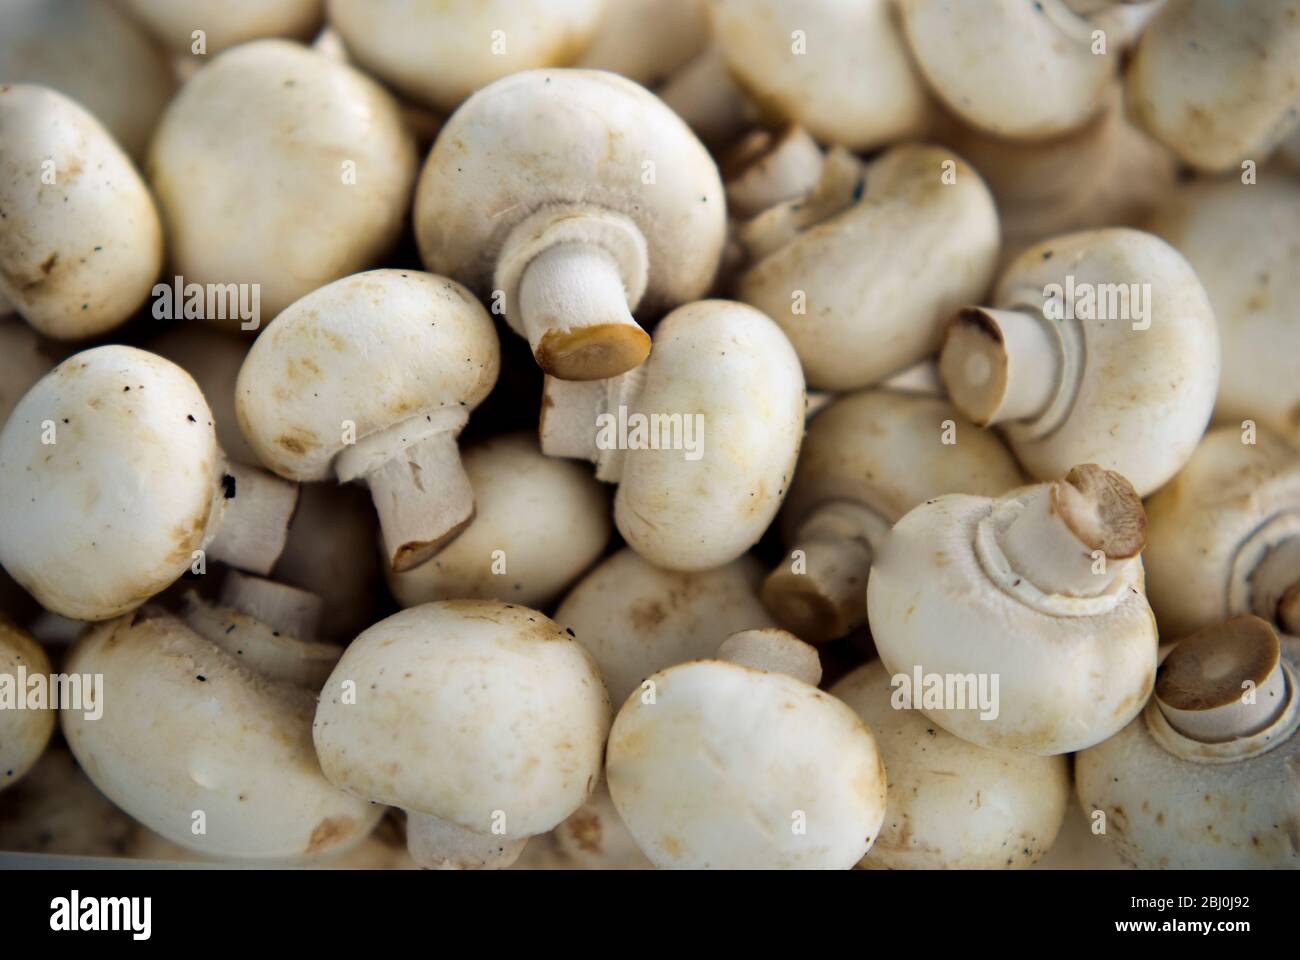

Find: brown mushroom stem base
718;629;822;686
1249;536;1300;635
940;306;1061;427
221;570;322;641
999;466;1145;598
1155;616;1289;743
519;244;650;381
206;462;298;576
362;432;475;574
405;811;527;870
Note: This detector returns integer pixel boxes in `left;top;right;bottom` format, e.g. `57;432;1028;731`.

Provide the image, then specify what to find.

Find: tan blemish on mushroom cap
1156;615;1281;712
1055;464;1147;559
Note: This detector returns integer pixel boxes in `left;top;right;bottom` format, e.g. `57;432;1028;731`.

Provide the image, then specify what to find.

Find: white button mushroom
708;0;933;150
328;0;607;113
606;628;887;869
1077;616;1300;867
555;547;776;707
867;464;1159;755
831;660;1070;869
387;432;611;610
147;40;417;324
1126;0;1300;173
0;85;162;340
312;601;611;869
0;345;298;621
1147;177;1300;447
236;270;500;573
541;300;804;570
120;0;324;56
62;606;381;862
762;389;1024;644
0;0;176;163
552;782;652;870
0;615;53;791
937;227;1219;496
414;69;725;381
732;141;1000;391
1144;426;1300;642
898;0;1121;141
576;0;710;88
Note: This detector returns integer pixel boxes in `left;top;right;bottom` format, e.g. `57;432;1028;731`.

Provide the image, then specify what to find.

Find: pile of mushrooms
3;3;1299;875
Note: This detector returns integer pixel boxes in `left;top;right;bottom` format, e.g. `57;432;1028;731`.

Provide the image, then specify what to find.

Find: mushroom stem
761;501;889;644
1249;536;1300;635
404;811;527;870
539;367;647;482
518;243;651;381
718;628;822;687
939;306;1061;427
206;462;298;575
1155;616;1289;743
723;126;825;219
999;464;1146;598
335;411;474;573
220;570;322;641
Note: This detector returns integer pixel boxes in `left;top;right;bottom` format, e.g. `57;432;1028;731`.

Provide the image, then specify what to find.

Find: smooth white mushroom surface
832;660;1070;870
555;548;776;707
868;465;1159;755
605;630;886;869
328;0;607;113
62;609;381;862
121;0;324;55
313;601;610;869
387;432;611;610
236;269;500;573
0;346;296;621
938;228;1219;497
0;616;54;792
1077;617;1300;867
541;300;804;570
734;143;1000;392
415;69;724;381
0;0;176;162
763;388;1024;643
0;84;162;340
147;40;416;325
577;0;710;87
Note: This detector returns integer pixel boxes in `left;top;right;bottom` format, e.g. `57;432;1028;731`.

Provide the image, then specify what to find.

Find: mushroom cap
555;548;776;706
0;0;176;162
987;228;1219;496
0;616;54;791
611;300;804;570
414;69;725;326
553;780;652;869
709;0;932;150
1126;0;1300;173
867;491;1158;755
236;270;500;482
831;660;1070;869
737;144;1000;391
0;346;224;621
62;610;381;861
328;0;607;113
1075;640;1300;868
313;601;610;838
0;319;53;429
606;658;887;869
0;84;162;340
1147;177;1300;446
576;0;710;87
899;0;1115;141
1144;427;1300;640
147;40;416;323
120;0;324;55
149;323;256;465
778;389;1024;543
387;432;610;610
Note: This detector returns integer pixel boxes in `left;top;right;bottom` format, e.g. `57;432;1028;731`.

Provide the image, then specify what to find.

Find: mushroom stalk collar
761;501;889;644
204;461;298;576
334;407;474;573
1249;536;1300;637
